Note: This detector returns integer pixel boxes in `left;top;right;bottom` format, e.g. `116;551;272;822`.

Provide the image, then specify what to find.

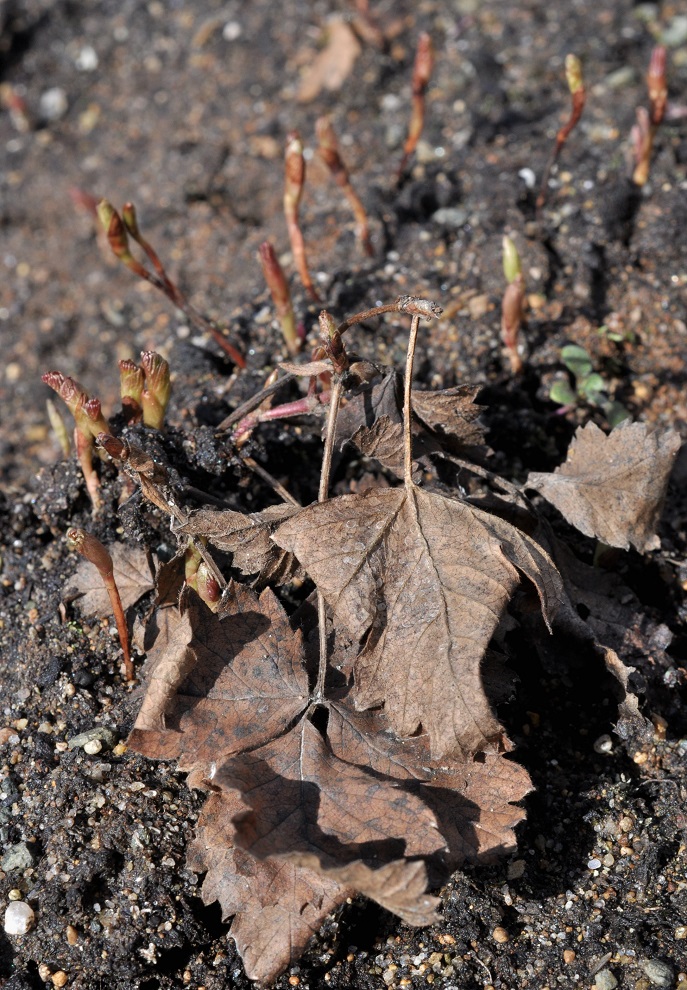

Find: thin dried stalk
258;241;300;357
632;46;667;186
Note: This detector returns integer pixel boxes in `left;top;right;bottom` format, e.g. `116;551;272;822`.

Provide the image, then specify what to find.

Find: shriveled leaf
187;791;347;984
274;484;564;758
218;716;445;863
128;584;309;771
411;384;486;449
335;372;402;449
176;502;300;585
527;420;681;552
297;18;362;103
350;416;406;477
66;543;155;615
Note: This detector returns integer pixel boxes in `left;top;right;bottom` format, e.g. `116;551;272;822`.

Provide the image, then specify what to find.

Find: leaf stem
403;314;420;487
314;377;344;702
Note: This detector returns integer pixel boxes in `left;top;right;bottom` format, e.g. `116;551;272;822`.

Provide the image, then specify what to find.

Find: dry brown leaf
176;502;300;585
66;543;155;616
527;420;681;552
297;18;362;103
411;384;486;450
128;583;309;770
274;484;564;758
349;416;406;477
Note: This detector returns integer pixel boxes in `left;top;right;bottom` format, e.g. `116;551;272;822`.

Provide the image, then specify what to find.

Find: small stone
587;858;602;870
431;207;468;228
675;926;687;939
593;969;617;990
602;853;615;867
38;963;52;981
507;859;526;880
40;88;68;122
4;900;35;935
8;889;22;900
2;842;35;872
661;15;687;47
492;926;509;944
66;924;78;945
52;973;68;988
83;739;102;755
67;728;117;752
563;949;576;964
641;959;674;986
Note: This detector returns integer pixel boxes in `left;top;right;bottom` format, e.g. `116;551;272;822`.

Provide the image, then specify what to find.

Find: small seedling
537;54;586;210
140;350;171;429
397;32;435;182
96;199;246;368
284;132;319;301
631;46;668;187
42;373;110;510
501;235;525;374
549;344;629;426
316;116;373;256
65;527;134;680
258;241;301;357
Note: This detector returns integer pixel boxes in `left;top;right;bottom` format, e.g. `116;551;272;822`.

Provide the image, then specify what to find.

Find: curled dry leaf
176;502;300;585
66;543;155;615
274;483;564;758
527;420;681;552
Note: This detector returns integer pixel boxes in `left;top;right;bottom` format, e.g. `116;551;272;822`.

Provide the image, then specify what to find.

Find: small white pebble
75;45;98;71
587;858;602;870
40;88;68;122
83;739;102;755
222;20;242;41
518;167;536;189
593;734;613;754
4;900;35;935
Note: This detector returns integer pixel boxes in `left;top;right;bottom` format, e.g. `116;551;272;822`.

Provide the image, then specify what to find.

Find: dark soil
1;2;686;989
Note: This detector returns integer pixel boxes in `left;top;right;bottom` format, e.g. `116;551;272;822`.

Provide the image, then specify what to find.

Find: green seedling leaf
578;373;607;402
604;400;632;429
560;344;593;379
549;380;577;406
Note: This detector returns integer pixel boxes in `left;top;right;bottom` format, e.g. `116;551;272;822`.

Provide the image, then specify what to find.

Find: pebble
593;734;613;754
587;858;602;870
593;969;617;990
492;926;509;943
52;972;68;988
67;727;117;751
40;88;68;122
661;15;687;47
1;842;35;872
641;959;674;986
431;207;468;228
4;900;35;935
563;949;576;964
83;739;103;755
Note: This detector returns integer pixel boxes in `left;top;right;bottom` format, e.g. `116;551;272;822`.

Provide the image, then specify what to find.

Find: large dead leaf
527;420;681;552
66;543;155;615
176;502;300;585
274;483;564;758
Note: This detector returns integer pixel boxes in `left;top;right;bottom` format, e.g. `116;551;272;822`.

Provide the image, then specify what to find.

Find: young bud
564;53;584;95
184;542;220;611
631;106;652;186
647;46;667;127
140;351;171;429
284;132;319;301
97;199;149;278
119;359;144;422
259;241;299;357
398;33;434;179
501;273;526;375
80;396;110;439
502;235;522;284
121;201;142;240
316;116;373;256
66;527;134;680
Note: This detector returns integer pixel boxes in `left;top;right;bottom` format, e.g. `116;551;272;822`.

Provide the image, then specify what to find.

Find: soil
1;1;687;989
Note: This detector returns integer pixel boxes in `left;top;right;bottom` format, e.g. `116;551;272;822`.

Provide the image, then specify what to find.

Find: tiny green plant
501;234;526;374
537;54;586;211
549;343;630;426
